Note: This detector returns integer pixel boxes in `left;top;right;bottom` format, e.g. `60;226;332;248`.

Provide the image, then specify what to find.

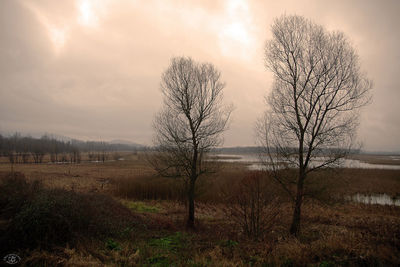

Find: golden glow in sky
219;0;255;60
20;1;69;53
48;26;68;52
22;0;256;60
77;0;99;27
6;0;399;150
21;0;109;54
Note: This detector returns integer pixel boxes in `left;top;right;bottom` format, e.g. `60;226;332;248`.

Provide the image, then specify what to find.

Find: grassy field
0;152;399;266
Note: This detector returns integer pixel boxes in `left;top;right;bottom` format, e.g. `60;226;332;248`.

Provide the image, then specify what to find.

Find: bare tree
259;15;372;236
151;56;232;228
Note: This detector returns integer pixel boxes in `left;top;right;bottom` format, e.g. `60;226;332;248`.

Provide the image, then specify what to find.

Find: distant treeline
212;146;362;155
212;146;265;154
0;133;146;164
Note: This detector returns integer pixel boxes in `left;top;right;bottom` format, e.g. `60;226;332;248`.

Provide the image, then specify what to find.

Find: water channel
212;154;400;170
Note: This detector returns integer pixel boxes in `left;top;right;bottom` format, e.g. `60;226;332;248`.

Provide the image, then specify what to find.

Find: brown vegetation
0;153;399;265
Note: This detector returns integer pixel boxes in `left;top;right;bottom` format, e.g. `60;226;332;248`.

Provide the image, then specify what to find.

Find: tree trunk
290;169;305;236
187;141;198;229
187;178;195;229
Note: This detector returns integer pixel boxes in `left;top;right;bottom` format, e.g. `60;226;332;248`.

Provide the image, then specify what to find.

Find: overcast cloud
0;0;399;151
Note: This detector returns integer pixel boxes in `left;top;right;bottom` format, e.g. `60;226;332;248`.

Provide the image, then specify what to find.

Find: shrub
0;173;142;251
224;172;280;240
0;172;42;219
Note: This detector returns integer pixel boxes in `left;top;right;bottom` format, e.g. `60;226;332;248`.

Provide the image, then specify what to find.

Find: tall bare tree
259;15;372;236
152;57;232;228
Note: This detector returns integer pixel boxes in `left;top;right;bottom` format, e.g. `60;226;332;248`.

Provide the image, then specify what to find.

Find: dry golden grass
0;152;153;192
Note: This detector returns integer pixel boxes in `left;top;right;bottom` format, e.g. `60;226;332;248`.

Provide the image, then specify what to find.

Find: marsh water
211;154;400;170
347;193;400;206
212;153;400;206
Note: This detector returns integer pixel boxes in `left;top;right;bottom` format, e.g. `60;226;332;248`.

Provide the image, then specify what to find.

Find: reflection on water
211;154;400;170
347;193;400;206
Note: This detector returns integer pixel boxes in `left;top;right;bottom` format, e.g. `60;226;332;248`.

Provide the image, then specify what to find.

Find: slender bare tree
259;15;372;236
151;56;232;228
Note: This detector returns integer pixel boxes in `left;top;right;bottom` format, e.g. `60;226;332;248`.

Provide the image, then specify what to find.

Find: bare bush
225;172;280;240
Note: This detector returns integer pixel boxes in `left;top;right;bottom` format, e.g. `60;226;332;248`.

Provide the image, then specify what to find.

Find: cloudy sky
0;0;399;151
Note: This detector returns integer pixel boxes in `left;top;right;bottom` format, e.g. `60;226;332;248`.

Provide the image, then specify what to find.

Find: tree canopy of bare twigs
258;15;372;236
151;56;232;228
